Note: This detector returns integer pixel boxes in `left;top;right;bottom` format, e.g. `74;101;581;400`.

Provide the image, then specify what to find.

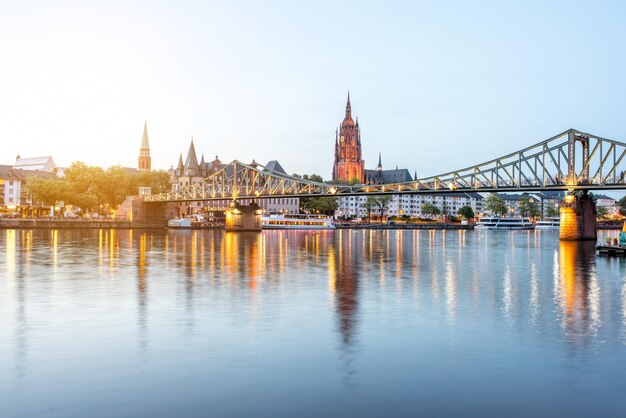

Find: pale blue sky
1;0;626;180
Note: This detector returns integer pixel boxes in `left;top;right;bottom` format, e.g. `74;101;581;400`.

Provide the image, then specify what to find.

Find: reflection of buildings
557;241;600;338
333;234;360;346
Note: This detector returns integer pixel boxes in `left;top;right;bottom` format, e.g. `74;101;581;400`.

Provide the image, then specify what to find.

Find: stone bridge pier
225;201;262;231
559;193;597;241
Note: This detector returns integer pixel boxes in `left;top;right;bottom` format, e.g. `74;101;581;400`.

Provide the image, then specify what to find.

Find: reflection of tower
138;121;151;171
557;241;599;337
334;236;360;346
333;92;365;183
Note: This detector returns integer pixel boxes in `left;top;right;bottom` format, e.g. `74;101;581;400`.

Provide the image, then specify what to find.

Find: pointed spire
345;91;351;118
140;121;150;149
414;170;418;181
376;152;382;171
184;137;199;172
200;154;206;165
176;154;184;171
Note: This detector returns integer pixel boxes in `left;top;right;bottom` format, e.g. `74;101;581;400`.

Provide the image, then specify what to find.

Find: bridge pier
225;202;262;231
559;193;597;241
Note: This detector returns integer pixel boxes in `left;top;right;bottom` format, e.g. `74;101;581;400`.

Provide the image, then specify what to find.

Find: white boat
475;217;534;230
167;218;193;228
262;213;335;230
535;217;560;230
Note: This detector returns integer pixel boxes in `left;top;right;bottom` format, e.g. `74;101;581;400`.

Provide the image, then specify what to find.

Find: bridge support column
560;193;597;241
225;202;262;231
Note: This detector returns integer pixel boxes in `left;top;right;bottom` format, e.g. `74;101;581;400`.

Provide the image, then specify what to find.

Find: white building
13;155;57;173
595;194;618;215
336;192;484;220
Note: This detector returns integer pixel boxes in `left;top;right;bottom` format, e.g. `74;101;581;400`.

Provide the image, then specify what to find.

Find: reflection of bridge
146;129;626;203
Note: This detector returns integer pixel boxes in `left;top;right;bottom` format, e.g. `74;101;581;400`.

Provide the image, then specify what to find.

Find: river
1;228;625;417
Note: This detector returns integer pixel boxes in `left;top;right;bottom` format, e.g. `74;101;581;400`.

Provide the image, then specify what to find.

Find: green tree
518;197;541;219
458;206;475;220
362;196;378;222
597;206;609;219
374;195;393;223
545;205;560;218
484;194;507;216
421;203;441;218
300;197;338;216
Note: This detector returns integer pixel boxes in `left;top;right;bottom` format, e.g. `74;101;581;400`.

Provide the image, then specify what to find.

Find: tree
597;206;609;219
458;206;475;220
421;203;441;219
518;197;541;219
374;195;393;223
545;205;559;218
484;194;507;216
300;197;338;216
362;196;377;222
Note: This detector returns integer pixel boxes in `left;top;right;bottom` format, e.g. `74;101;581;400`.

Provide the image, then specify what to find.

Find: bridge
145;129;626;202
144;129;626;239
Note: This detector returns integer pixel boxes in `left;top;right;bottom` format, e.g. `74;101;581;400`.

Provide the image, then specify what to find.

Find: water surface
1;229;625;417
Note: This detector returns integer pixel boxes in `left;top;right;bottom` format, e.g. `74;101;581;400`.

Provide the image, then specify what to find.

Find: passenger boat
535;217;560;230
261;213;335;230
474;217;534;230
167;218;192;228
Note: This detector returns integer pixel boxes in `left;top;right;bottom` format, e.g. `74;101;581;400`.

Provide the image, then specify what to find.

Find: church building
332;93;365;183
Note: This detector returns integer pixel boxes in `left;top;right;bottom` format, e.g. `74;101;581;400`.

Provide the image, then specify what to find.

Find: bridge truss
145;129;626;203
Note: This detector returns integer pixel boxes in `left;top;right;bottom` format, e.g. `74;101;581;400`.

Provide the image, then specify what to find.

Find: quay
0;219;137;229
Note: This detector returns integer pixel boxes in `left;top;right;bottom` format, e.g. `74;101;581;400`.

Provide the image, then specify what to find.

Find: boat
167;217;193;228
474;217;534;230
535;217;560;230
261;213;335;230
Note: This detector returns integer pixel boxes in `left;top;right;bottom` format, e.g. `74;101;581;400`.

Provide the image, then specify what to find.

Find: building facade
169;140;299;216
332;93;364;183
337;192;484;220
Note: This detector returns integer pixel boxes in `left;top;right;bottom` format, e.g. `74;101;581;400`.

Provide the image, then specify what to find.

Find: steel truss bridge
145;129;626;203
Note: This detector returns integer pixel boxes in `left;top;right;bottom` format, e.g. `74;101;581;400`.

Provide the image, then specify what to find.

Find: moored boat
475;217;534;230
535;217;560;230
262;213;335;230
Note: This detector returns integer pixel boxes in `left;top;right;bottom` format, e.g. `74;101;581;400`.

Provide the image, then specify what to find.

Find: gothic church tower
138;121;151;171
332;93;364;183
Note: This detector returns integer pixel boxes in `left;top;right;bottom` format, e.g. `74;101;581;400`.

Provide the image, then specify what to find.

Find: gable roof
264;160;287;175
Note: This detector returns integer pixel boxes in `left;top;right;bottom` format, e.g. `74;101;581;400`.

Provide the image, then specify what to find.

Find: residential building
595;194;618;215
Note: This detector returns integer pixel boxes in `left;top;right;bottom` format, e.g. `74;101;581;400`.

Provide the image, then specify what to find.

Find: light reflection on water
1;228;626;417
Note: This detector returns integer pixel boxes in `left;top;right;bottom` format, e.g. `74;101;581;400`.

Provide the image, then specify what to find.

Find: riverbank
336;223;474;230
0;219;137;229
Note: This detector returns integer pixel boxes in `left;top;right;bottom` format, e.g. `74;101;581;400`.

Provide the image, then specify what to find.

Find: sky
1;0;626;181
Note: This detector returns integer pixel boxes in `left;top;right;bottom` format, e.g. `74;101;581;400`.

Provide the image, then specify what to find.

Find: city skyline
2;1;626;180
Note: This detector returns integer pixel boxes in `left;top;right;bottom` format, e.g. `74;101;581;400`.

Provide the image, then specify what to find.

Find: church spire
376;152;382;171
140;121;149;149
184;137;199;174
138;121;151;171
345;91;351;119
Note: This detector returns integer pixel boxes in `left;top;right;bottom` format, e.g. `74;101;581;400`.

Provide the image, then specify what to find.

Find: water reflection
556;241;601;340
2;229;626;417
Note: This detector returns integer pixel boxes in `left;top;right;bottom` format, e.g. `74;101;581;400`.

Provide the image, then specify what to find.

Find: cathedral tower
138;121;151;171
332;92;364;183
